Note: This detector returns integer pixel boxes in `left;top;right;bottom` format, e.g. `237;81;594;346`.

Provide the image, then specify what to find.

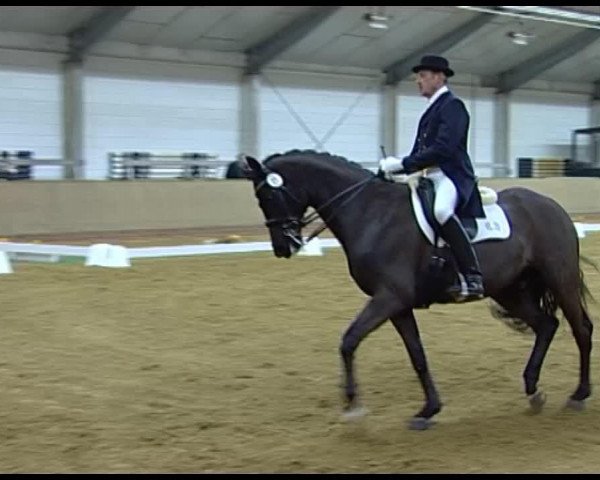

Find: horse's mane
263;149;373;175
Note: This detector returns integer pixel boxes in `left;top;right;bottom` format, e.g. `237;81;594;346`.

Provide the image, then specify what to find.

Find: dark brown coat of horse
245;150;594;430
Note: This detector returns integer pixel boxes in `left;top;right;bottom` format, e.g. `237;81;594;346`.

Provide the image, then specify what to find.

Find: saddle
395;171;510;247
415;177;476;241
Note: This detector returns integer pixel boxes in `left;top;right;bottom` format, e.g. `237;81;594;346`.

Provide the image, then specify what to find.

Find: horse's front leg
340;292;403;419
390;310;442;430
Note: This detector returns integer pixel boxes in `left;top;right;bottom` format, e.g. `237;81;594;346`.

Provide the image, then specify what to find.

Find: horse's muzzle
273;236;302;259
274;249;291;259
268;221;303;258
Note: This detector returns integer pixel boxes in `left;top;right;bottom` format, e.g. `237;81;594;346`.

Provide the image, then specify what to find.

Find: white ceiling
0;6;598;88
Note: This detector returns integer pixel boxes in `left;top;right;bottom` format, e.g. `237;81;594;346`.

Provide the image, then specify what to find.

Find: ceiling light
507;31;535;45
364;13;389;30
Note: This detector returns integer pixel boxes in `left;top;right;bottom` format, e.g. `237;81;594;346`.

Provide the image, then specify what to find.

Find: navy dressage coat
402;90;485;219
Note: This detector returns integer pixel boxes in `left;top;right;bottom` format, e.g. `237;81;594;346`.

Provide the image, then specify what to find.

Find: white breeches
427;169;458;225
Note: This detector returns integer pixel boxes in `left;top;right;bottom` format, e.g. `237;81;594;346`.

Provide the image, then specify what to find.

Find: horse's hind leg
538;251;593;409
493;283;559;411
556;294;593;409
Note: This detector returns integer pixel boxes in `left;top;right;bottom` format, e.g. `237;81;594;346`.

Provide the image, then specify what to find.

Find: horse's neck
306;170;408;244
308;174;356;204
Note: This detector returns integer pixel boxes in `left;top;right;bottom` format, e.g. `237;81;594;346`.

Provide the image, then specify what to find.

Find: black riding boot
440;215;485;302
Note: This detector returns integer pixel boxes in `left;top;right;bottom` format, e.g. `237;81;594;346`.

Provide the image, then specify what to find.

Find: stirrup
447;274;484;302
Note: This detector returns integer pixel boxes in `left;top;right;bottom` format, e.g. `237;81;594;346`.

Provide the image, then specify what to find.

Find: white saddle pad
396;172;512;247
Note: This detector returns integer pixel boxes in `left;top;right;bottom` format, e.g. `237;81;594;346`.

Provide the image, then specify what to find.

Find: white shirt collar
428;85;449;106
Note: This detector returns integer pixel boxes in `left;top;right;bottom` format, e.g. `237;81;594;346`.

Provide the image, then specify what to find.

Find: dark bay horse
244;149;594;429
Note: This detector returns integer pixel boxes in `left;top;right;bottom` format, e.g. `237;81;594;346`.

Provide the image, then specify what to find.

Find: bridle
254;169;378;247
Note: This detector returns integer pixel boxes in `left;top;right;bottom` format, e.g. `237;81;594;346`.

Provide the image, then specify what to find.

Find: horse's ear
244;156;265;178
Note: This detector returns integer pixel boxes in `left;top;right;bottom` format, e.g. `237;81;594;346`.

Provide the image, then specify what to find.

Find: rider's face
415;70;446;98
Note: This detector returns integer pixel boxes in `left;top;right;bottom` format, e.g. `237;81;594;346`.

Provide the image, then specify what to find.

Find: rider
379;54;485;302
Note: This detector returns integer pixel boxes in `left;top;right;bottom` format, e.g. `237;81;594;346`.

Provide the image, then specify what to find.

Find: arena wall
1;178;598;235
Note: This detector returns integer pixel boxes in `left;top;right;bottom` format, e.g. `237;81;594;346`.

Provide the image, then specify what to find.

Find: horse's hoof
341;406;369;422
565;398;586;411
528;390;547;413
408;416;435;431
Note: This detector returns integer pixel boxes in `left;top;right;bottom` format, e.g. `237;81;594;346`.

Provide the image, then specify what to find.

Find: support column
62;60;84;179
590;99;600;166
591;98;600;126
379;83;398;157
239;73;261;159
493;92;511;177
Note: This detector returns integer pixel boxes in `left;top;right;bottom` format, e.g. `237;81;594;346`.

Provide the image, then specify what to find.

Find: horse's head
244;155;308;258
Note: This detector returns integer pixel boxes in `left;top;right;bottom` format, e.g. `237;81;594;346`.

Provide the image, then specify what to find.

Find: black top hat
412;55;454;77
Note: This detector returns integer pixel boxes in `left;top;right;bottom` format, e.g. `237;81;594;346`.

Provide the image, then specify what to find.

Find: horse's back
496;185;579;268
497;186;573;227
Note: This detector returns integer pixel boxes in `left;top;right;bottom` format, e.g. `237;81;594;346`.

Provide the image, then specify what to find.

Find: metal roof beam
245;6;340;75
67;6;135;63
384;12;494;85
497;30;600;94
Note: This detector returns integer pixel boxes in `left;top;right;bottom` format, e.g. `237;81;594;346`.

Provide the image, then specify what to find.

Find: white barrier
574;222;600;239
85;244;131;268
0;223;598;267
297;237;324;256
0;238;341;265
0;243;88;256
8;252;60;263
0;251;12;274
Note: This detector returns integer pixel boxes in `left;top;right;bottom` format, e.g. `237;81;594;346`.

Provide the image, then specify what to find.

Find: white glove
379;156;405;173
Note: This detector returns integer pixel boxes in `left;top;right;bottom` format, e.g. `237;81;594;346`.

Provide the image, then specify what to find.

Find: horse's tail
490;287;559;335
491;255;596;335
489;300;533;334
541;289;558;318
579;254;598;319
